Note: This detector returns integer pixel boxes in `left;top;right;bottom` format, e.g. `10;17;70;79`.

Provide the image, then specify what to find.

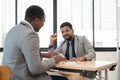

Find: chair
0;65;11;80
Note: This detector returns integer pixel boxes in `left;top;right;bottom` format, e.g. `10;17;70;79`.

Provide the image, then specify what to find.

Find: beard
64;35;73;41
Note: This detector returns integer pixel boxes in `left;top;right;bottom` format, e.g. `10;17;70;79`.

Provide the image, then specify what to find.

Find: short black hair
60;22;73;29
25;5;45;22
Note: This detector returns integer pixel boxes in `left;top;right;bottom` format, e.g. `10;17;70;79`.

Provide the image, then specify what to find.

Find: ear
34;18;40;22
72;29;74;32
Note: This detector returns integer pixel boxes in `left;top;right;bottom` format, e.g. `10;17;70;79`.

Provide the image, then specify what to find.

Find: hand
49;52;59;57
52;55;67;64
69;57;86;62
41;52;58;58
50;33;57;45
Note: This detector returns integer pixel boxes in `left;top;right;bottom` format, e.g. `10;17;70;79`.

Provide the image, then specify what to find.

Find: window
57;0;117;49
17;0;53;47
57;0;93;46
0;0;15;47
94;0;116;47
0;0;117;52
0;0;53;49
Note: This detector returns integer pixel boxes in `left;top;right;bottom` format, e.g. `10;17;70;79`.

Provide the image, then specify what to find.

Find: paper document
59;61;80;65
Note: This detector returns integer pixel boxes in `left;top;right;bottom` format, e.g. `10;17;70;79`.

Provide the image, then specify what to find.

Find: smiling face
60;26;74;40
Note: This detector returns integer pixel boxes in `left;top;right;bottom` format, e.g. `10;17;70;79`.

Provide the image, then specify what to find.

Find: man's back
2;21;52;80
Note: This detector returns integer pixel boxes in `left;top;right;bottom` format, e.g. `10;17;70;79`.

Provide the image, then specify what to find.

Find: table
54;61;117;80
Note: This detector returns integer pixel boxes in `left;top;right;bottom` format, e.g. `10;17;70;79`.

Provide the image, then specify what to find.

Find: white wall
0;52;117;80
96;52;117;80
0;52;3;65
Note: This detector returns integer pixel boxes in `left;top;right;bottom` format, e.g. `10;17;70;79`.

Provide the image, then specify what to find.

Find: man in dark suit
2;5;67;80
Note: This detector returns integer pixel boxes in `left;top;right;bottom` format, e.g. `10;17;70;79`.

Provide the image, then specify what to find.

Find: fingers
52;55;67;64
59;53;65;58
51;33;57;37
69;57;76;61
50;33;57;45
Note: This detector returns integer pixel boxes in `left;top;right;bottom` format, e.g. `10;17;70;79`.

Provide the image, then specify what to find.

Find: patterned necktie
65;41;70;60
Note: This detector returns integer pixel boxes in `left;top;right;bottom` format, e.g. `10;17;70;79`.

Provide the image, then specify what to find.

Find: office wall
0;52;3;64
96;52;117;80
0;52;117;80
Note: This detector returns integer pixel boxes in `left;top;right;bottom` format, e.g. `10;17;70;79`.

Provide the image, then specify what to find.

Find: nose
63;31;68;35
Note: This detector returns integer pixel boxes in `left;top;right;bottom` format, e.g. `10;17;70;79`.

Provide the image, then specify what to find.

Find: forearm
84;52;96;61
41;53;51;58
41;52;59;58
70;57;87;61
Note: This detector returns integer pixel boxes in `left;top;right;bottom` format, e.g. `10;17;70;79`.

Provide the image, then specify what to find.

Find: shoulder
59;40;66;46
75;35;87;40
16;24;39;42
17;23;38;37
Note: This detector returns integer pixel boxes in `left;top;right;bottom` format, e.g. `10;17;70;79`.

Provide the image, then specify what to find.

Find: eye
61;31;64;34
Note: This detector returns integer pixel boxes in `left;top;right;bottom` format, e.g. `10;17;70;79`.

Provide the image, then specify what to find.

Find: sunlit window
0;0;15;47
0;0;117;51
57;0;93;46
0;0;53;48
17;0;53;47
94;0;116;47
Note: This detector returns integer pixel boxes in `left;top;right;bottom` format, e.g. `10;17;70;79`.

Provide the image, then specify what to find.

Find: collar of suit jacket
20;20;34;31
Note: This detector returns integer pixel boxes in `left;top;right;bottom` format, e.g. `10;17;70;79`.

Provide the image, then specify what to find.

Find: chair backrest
0;65;11;80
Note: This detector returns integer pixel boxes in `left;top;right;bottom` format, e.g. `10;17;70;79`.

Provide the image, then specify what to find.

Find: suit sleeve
82;36;96;60
48;45;55;52
21;31;55;75
48;41;64;53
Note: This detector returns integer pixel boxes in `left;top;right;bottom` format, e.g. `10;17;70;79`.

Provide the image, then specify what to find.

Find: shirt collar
22;20;34;31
